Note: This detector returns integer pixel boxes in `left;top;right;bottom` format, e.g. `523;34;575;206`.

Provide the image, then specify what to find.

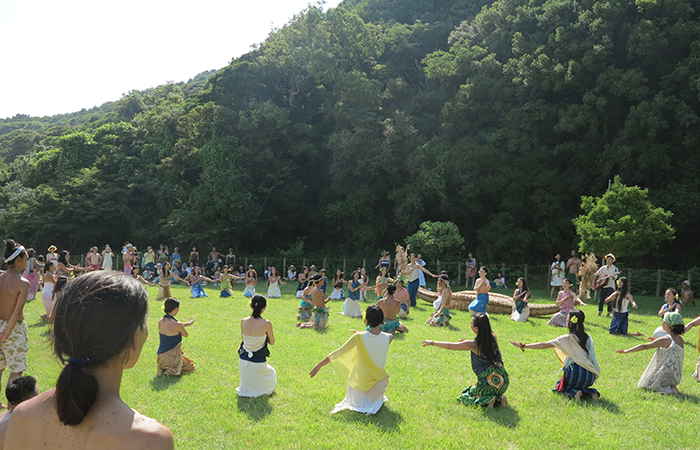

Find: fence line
63;254;697;297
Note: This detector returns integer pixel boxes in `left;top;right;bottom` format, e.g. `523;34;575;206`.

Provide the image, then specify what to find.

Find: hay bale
417;287;560;316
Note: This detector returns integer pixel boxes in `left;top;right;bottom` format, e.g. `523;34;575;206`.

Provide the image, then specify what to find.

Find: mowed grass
19;281;700;449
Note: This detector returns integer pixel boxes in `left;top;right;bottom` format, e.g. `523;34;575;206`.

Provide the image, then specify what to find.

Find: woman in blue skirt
511;309;601;401
604;277;642;336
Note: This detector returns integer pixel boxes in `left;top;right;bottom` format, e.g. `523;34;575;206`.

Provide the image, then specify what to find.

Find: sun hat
604;253;615;261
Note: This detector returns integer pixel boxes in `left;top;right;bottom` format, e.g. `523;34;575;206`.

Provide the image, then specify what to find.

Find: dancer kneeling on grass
186;266;214;298
395;279;410;318
423;313;508;407
511;309;600;401
427;274;452;327
510;277;531;322
376;285;408;333
604;277;642;336
157;298;196;377
547;278;587;327
237;295;276;397
6;271;174;449
341;270;366;317
296;275;331;329
468;267;491;315
617;311;685;395
310;305;392;414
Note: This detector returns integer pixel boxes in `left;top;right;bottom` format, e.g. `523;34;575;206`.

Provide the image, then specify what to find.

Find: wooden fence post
524;264;528;282
545;265;550;288
501;263;506;276
264;257;267;269
303;258;306;267
656;269;661;297
363;259;366;269
245;257;248;268
343;259;347;277
323;258;327;270
628;268;632;290
283;257;286;278
458;262;462;285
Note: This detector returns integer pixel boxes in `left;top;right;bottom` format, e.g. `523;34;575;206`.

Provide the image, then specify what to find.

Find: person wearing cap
617;312;685;394
594;253;619;317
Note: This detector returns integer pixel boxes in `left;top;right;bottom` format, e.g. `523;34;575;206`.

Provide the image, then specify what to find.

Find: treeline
1;0;698;268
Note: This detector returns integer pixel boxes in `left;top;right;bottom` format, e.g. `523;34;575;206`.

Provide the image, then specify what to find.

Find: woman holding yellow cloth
310;305;393;414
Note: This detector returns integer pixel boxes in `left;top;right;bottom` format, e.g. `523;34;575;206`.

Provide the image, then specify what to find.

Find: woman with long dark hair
238;295;276;397
512;309;601;401
604;277;642;336
5;271;173;449
510;277;531;322
423;313;509;407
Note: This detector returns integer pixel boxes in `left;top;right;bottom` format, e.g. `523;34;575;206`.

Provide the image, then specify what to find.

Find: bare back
0;271;28;321
377;296;400;320
6;390;173;450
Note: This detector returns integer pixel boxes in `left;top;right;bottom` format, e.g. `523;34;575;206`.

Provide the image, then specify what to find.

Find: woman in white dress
329;269;345;300
616;311;685;394
237;295;276;397
101;245;114;271
266;267;285;298
41;261;57;321
550;254;565;298
510;277;531;322
310;305;392;414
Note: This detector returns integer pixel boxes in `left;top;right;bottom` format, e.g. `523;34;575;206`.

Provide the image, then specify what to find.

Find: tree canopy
0;0;698;268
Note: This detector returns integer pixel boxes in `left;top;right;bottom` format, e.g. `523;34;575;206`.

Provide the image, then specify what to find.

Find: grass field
19;281;700;449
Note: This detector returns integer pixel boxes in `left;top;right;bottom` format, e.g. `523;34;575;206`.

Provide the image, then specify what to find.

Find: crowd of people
1;239;699;449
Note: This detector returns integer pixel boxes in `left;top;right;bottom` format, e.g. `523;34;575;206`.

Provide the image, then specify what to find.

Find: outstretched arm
310;356;330;377
421;339;475;351
617;336;671;354
685;316;700;333
510;341;555;352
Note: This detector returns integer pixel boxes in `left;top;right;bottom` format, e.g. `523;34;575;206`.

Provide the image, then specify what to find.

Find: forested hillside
1;0;698;267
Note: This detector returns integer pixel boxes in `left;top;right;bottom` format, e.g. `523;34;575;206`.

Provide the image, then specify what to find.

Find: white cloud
0;0;343;118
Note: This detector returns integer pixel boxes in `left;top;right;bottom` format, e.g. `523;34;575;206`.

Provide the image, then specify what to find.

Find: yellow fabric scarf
328;333;387;392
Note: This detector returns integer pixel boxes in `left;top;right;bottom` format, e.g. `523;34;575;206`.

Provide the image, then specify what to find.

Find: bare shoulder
128;410;174;450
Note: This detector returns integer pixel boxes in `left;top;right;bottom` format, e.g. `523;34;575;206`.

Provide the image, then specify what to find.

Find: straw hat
604;253;615;262
48;245;57;252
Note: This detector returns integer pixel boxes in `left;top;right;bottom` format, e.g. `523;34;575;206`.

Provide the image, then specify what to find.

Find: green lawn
20;282;700;449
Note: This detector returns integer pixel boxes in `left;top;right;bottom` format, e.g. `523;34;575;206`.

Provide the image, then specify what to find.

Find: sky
0;0;344;119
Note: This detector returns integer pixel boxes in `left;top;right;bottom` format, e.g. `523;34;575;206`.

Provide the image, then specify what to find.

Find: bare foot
591;392;600;401
597;312;602;317
485;398;496;408
629;331;644;336
574;391;583;402
294;322;301;328
500;395;508;407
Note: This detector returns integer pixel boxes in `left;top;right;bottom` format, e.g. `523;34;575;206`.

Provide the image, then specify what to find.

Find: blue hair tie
68;357;88;367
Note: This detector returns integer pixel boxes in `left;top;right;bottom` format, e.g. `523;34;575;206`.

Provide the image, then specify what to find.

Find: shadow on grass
482;405;520;428
28;320;50;328
588;398;622;414
673;393;700;404
331;404;403;431
236;394;273;421
150;375;184;391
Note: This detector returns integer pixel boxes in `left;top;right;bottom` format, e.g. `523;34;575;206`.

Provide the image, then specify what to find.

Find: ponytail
55;360;99;426
251;294;267;318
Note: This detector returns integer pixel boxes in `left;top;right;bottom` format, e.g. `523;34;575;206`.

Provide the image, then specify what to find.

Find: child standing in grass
423;313;509;408
684;315;700;382
511;309;600;401
617;312;685;394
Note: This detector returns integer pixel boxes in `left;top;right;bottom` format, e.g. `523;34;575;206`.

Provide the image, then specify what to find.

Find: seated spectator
494;273;508;289
0;376;39;447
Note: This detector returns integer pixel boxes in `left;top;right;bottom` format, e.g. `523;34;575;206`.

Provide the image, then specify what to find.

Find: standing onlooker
171;247;181;265
87;247;101;271
595;253;619;317
566;250;582;293
143;247;156;272
189;247;199;266
225;249;236;268
101;245;114;271
550;254;565;298
465;252;477;289
416;254;427;288
157;245;169;266
405;254;437;307
0;240;30;391
23;249;40;301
